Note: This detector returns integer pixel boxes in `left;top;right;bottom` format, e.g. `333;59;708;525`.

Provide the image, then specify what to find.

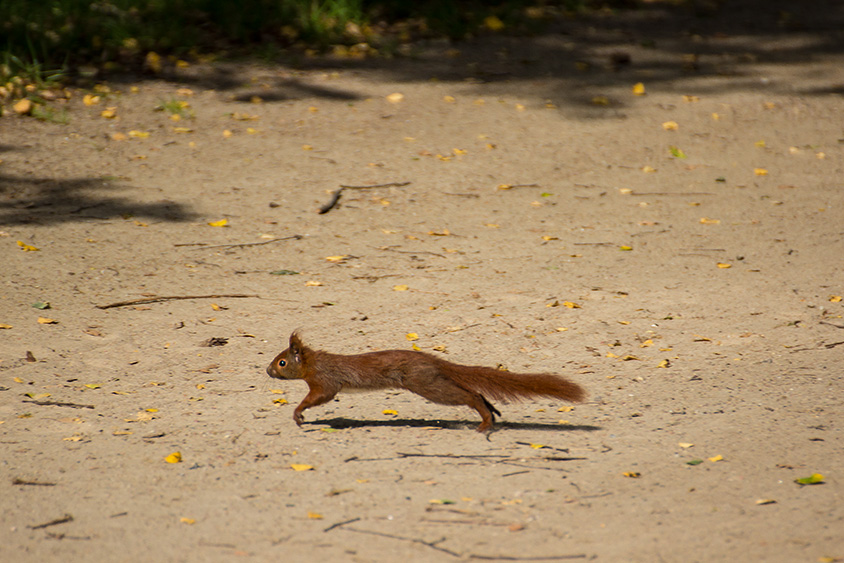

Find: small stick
185;234;303;250
339;182;411;190
22;400;94;409
319;181;411;214
323;517;361;533
469;553;587;561
376;245;446;258
821;321;844;329
96;294;260;309
318;189;344;214
13;478;57;486
29;514;74;530
344;527;460;558
397;452;509;460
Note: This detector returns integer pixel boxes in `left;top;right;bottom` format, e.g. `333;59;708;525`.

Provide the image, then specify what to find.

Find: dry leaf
393;284;409;291
708;455;724;462
164;452;182;464
386;92;404;104
17;240;40;251
623;471;641;478
0;323;12;329
699;217;720;225
128;130;150;138
305;281;323;287
37;317;58;324
662;121;678;131
207;218;228;227
290;464;314;471
632;82;646;96
382;409;399;416
678;442;694;449
563;301;581;309
717;263;732;269
101;107;117;119
180;517;196;524
405;333;419;341
754;168;768;176
307;512;323;520
83;94;101;106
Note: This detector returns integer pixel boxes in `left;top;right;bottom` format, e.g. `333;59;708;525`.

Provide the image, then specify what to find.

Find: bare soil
2;5;843;561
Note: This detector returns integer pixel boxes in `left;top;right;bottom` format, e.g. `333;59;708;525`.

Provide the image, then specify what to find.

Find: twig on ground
22;400;94;409
375;245;446;258
13;478;57;486
319;182;411;214
29;514;74;530
469;553;588;561
96;294;260;309
323;517;361;533
821;321;844;329
344;527;460;557
179;234;303;250
397;452;509;459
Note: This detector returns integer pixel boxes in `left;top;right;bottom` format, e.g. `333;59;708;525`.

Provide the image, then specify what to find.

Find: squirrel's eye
279;360;286;367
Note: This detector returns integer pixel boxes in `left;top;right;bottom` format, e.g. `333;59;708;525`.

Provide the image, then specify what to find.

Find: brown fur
266;332;586;432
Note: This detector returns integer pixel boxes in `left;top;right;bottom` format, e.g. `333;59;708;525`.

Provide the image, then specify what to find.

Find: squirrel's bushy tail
442;361;585;403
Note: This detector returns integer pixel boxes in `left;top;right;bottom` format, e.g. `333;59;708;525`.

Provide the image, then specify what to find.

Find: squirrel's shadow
306;417;601;432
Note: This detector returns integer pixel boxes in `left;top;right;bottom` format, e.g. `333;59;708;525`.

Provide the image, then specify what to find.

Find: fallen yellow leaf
305;280;323;287
101;107;117;119
0;323;12;329
708;455;724;462
632;82;646;96
290;464;314;471
164;452;182;464
699;217;720;225
207;219;228;227
717;262;732;269
180;517;196;524
382;409;398;416
37;317;58;324
529;443;547;449
393;284;409;291
829;295;842;303
17;240;40;251
623;471;641;478
754;168;768;176
563;301;581;309
307;512;323;520
128;130;150;138
83;94;101;106
662;121;679;131
386;92;404;104
406;333;419;341
678;442;694;449
324;255;348;262
273;398;288;405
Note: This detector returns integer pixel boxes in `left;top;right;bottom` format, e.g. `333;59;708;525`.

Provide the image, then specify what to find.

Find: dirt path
2;6;843;561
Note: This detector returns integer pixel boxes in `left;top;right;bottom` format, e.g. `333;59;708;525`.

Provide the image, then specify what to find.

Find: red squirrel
266;332;585;432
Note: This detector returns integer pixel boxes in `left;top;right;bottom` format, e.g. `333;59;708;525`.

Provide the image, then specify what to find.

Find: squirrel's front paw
293;412;305;426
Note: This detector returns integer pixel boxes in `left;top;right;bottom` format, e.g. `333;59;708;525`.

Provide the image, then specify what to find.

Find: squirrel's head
266;332;306;380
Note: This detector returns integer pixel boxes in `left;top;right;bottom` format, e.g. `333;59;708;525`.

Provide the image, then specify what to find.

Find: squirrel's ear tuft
289;331;304;351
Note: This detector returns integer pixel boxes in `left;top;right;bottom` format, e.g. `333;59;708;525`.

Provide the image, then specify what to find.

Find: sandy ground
2;4;844;561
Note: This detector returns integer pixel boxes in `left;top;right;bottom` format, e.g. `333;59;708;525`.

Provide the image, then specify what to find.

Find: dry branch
96;294;260;309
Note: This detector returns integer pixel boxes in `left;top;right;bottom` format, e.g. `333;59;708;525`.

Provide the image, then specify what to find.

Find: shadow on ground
0;172;198;225
305;416;602;432
105;0;844;111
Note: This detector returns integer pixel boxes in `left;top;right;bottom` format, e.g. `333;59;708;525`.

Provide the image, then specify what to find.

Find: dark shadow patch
306;417;600;432
0;173;198;225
